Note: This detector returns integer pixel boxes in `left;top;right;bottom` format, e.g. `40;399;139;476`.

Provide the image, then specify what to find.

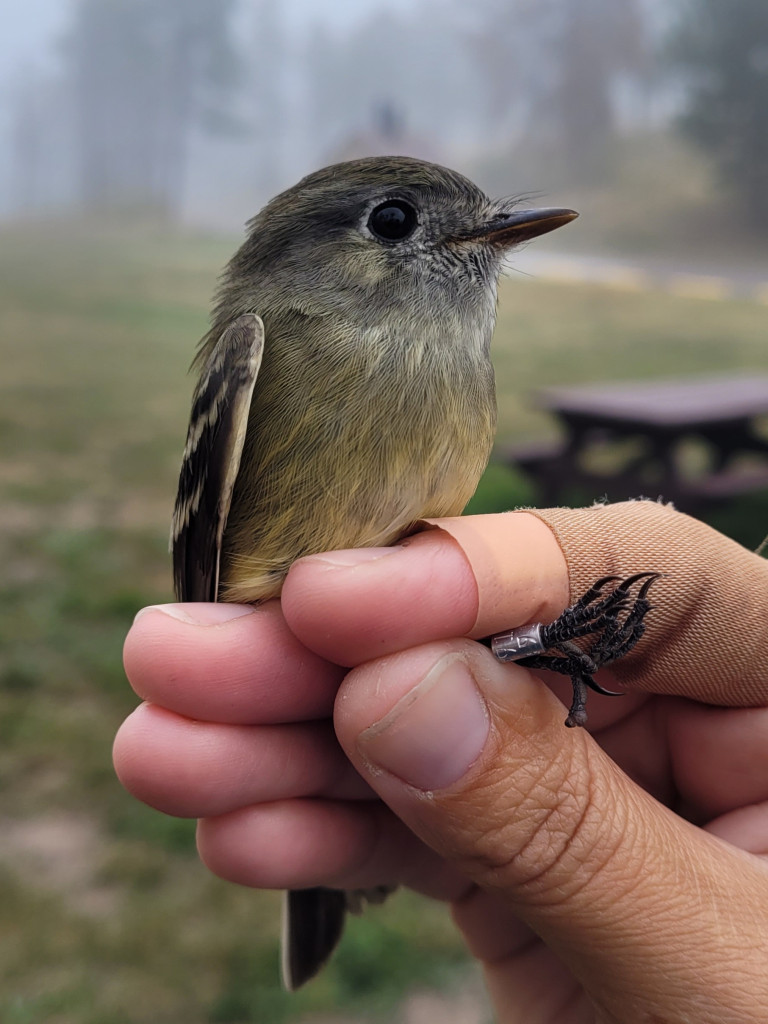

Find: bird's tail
281;887;347;991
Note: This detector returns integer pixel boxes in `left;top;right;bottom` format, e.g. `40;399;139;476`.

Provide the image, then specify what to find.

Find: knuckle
450;741;624;906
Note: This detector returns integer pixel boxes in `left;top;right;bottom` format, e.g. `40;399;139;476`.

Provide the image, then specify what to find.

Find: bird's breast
219;316;496;603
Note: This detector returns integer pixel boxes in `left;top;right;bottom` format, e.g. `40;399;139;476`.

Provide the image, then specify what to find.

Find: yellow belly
219;320;496;603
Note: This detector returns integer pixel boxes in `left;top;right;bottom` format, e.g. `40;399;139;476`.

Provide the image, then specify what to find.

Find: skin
116;512;768;1023
171;157;576;983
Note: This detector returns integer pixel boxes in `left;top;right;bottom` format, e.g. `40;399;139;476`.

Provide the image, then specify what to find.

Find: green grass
0;220;766;1022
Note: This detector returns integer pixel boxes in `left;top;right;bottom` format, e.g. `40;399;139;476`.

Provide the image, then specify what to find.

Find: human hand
115;502;768;1023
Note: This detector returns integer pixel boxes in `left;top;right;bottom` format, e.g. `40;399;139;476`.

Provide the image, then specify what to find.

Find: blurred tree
301;4;485;169
66;0;241;219
10;69;46;213
246;0;287;197
554;0;649;177
7;64;77;217
459;0;650;180
669;0;768;232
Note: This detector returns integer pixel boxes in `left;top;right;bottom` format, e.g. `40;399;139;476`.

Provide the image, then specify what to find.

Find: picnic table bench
505;373;768;512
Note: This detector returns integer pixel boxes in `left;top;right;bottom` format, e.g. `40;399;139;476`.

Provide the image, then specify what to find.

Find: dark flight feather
171;314;264;602
171;311;359;989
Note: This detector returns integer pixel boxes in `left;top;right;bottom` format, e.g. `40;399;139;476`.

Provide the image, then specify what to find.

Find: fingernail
134;603;255;626
359;657;489;791
307;547;401;568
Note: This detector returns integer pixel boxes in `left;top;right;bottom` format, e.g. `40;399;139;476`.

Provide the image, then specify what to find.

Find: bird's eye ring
368;200;418;242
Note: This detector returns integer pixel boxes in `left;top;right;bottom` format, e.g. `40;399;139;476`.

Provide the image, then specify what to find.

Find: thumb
334;638;768;1020
438;500;768;706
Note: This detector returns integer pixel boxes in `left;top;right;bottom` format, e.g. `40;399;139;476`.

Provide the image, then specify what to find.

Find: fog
1;5;768;1019
1;0;766;252
2;0;474;224
0;0;675;228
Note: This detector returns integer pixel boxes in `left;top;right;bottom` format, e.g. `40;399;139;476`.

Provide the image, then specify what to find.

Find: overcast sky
2;0;66;74
1;0;418;79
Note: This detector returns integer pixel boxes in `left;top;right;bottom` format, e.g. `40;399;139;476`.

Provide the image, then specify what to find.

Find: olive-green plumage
221;309;496;601
196;158;504;602
171;155;576;988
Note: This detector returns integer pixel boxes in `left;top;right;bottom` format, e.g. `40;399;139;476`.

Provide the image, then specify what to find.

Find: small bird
171;156;577;989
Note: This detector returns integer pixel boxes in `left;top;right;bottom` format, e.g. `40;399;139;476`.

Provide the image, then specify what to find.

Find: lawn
0;221;766;1023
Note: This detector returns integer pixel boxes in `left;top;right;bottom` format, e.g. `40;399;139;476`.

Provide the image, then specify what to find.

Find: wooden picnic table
508;373;768;511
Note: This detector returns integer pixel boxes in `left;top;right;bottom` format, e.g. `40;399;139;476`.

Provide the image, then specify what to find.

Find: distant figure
376;101;402;144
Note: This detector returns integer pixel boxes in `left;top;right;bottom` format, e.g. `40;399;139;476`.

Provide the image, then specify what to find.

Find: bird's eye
368;200;418;241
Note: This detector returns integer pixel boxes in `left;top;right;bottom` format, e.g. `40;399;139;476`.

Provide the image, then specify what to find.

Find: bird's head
216;156;577;337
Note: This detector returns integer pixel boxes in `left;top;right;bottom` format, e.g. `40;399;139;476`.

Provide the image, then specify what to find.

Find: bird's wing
171;313;264;603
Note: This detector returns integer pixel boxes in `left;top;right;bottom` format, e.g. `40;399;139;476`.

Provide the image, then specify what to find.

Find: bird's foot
490;573;661;727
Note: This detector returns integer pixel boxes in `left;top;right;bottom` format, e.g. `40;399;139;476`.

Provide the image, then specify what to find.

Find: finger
706;803;768;857
196;799;469;902
667;701;768;819
112;704;372;817
451;885;536;963
333;638;768;1020
526;501;768;706
123;602;343;724
281;512;568;665
285;502;768;710
452;888;585;1024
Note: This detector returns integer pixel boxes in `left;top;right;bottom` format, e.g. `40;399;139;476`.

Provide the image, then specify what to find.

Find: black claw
636;572;663;599
584;678;624;698
513;571;661;728
616;571;662;594
575;574;621;605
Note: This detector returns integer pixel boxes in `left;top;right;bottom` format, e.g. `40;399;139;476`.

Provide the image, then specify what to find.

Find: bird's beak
465;207;578;247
